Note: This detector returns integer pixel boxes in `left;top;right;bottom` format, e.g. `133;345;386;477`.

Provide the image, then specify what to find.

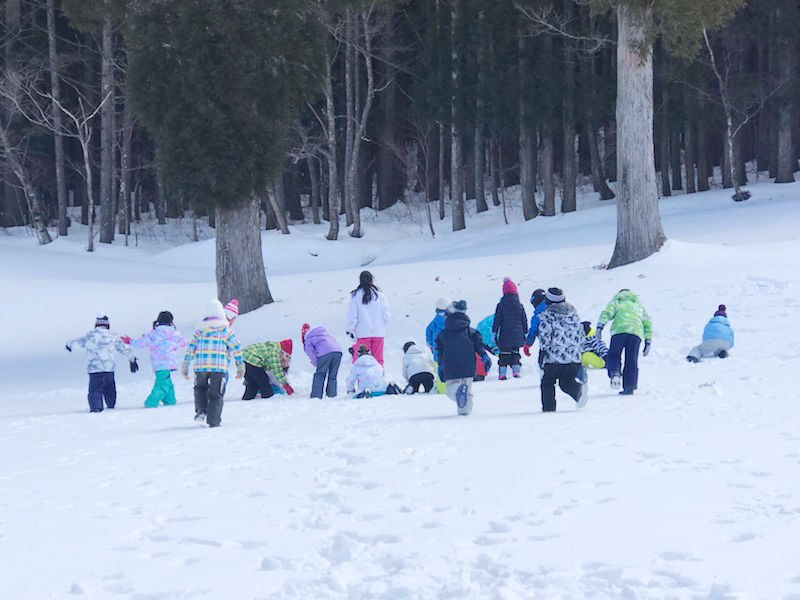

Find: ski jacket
346;354;387;393
184;318;243;373
402;345;436;382
702;315;734;347
435;312;485;381
538;302;584;365
425;311;447;360
129;325;188;372
597;290;653;341
524;301;547;346
476;315;498;354
67;327;135;374
582;329;608;359
492;294;528;348
304;326;343;366
242;342;287;385
347;288;391;339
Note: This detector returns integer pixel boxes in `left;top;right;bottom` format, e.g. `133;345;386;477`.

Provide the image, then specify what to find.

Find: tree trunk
216;198;273;312
118;98;134;236
586;121;615;199
343;9;356;228
47;0;68;236
671;131;683;190
608;4;666;269
605;121;617;182
561;2;577;214
697;125;710;191
519;32;538;221
541;123;556;216
489;137;500;207
324;48;340;241
269;177;290;234
474;8;487;213
659;89;671;197
775;7;796;183
450;0;465;232
2;0;23;227
308;156;321;224
376;5;401;211
685;120;696;193
99;15;115;243
438;123;446;219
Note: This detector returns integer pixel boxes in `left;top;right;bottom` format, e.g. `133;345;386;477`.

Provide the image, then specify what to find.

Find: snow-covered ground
1;179;799;599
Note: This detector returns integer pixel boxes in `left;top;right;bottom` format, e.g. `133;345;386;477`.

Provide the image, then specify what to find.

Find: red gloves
120;335;131;344
283;383;294;395
523;344;531;357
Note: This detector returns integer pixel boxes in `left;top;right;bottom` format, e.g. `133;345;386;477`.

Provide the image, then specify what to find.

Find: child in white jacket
346;271;391;366
401;341;436;394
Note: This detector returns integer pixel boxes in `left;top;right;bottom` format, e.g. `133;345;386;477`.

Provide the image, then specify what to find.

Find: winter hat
403;341;416;353
545;287;565;303
155;311;174;327
280;339;293;356
224;299;239;321
95;312;109;328
447;300;468;314
203;299;226;321
301;323;310;344
714;304;727;318
436;297;451;312
358;344;371;356
581;321;591;335
502;277;518;296
530;289;546;307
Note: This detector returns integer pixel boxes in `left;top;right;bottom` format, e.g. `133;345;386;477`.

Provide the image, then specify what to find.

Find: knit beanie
403;341;415;353
280;339;293;355
545;287;565;303
95;312;109;328
530;289;546;307
301;323;310;344
447;300;468;314
224;299;239;321
502;277;518;296
436;297;451;312
714;304;727;318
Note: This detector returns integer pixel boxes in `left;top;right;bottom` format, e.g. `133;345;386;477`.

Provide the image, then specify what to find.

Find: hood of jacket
612;290;639;304
545;301;577;316
443;311;471;332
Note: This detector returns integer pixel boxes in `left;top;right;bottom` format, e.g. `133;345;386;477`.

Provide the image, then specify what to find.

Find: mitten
595;324;604;339
129;358;139;373
686;355;699;363
180;361;190;379
346;330;356;340
236;362;245;379
482;354;492;371
282;383;294;395
643;339;651;357
120;335;131;344
65;343;72;352
523;344;531;357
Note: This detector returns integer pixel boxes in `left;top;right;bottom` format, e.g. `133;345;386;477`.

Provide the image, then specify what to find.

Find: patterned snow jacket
537;302;584;365
129;325;188;372
425;311;447;360
67;327;135;374
582;330;608;358
435;312;486;381
402;344;435;381
184;318;243;373
492;293;528;348
242;342;288;385
597;290;653;341
702;315;734;347
346;354;387;393
304;326;343;366
524;301;547;346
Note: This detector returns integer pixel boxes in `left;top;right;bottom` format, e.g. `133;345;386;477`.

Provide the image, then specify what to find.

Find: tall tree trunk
659;89;671;197
99;15;115;243
519;32;538;220
685;120;696;193
605;120;617;182
697;125;710;191
324;49;340;241
47;0;68;236
775;5;796;183
438;123;446;219
541;123;556;216
450;0;465;232
609;4;666;269
216;198;273;311
671;130;683;190
308;156;321;224
586;121;615;199
2;0;23;227
561;0;577;213
489;137;500;207
376;5;401;211
474;8;487;213
344;9;356;228
269;176;290;234
118;97;134;236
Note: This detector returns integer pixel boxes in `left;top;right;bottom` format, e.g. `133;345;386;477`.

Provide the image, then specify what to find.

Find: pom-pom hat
224;299;239;320
502;277;518;296
301;323;310;344
95;312;109;328
545;287;565;303
447;300;468;314
714;304;727;318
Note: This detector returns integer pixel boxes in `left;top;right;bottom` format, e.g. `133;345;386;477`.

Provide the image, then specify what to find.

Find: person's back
538;302;584;365
304;325;342;365
347;350;387;394
402;343;435;381
436;312;482;381
688;305;733;362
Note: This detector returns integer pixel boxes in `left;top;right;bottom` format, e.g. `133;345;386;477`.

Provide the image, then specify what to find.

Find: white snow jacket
537;302;584;365
346;354;387;393
68;327;135;373
402;345;435;382
347;288;391;338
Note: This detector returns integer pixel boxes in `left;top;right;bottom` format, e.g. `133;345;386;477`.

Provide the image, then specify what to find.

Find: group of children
64;275;734;424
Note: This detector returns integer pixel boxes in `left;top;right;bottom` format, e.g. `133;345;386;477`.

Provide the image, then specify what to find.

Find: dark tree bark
561;0;577;214
697;125;710;191
46;0;68;236
450;0;464;231
99;15;115;243
541;123;556;216
685;120;696;193
671;131;683;190
659;89;671;197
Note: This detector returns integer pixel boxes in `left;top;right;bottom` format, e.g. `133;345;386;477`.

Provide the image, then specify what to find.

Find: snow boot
575;366;588;385
194;411;206;422
498;366;508;381
619;389;634;396
718;350;728;359
512;365;521;378
575;383;589;409
686;355;699;363
610;372;621;390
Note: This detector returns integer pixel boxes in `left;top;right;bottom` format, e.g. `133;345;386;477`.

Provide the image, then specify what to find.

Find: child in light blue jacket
687;305;734;362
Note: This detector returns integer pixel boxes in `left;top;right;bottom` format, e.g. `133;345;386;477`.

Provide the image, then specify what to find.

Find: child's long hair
153;311;174;329
352;270;379;304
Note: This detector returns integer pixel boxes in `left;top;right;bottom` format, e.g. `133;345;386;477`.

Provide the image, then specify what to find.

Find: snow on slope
0;180;799;599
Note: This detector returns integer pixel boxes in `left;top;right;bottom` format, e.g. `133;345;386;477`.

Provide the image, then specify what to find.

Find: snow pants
540;363;582;412
497;347;521;367
445;377;474;416
406;372;435;393
688;339;731;361
582;351;606;369
194;371;227;427
88;371;116;412
606;333;641;392
311;351;342;398
352;337;385;367
242;363;275;400
145;370;176;408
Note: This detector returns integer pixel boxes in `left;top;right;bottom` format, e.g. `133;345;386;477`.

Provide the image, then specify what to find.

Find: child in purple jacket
302;323;343;399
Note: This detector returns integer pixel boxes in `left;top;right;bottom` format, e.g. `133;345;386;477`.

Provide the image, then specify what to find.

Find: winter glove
236;362;245;379
129;358;139;373
595;324;604;339
482;354;492;372
282;383;294;395
686;355;699;363
65;343;72;352
523;344;532;357
180;361;190;379
120;335;131;344
643;339;651;357
346;330;356;340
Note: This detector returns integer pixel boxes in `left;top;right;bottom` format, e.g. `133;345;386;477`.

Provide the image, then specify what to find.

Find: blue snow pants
88;371;116;411
606;333;641;392
311;351;343;399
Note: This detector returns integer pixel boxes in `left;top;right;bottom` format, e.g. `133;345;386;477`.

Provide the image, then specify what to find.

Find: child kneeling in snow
687;305;733;363
123;311;187;407
401;341;436;394
241;340;294;400
347;345;400;398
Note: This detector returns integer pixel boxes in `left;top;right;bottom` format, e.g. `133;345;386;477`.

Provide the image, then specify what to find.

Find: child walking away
596;289;652;395
537;288;588;412
224;299;239;326
435;300;490;416
426;297;451;392
581;321;608;369
123;311;187;408
687;305;733;363
302;323;343;398
402;341;436;394
346;271;391;366
346;345;401;398
523;289;547;367
181;299;244;427
241;340;294;400
492;277;528;380
66;312;139;412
